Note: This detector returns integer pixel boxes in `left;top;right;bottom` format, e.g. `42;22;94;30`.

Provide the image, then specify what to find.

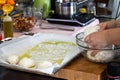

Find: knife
40;24;75;31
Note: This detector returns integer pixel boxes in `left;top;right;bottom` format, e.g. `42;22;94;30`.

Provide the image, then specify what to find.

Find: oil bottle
3;14;13;38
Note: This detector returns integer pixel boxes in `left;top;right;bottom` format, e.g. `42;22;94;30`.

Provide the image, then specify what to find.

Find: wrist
108;20;116;28
105;30;112;45
114;19;120;28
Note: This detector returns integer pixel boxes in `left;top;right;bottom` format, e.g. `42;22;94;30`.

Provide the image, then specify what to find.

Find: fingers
84;35;97;48
91;50;99;57
84;35;90;42
84;34;100;49
98;23;107;31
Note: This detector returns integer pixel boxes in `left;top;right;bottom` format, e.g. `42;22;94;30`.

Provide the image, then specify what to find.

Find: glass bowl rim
76;32;120;50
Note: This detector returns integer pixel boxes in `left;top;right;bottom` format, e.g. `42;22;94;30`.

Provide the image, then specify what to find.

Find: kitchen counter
54;55;107;80
1;19;107;80
12;19;100;38
0;56;107;80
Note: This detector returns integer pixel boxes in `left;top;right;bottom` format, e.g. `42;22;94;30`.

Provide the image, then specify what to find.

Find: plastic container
3;15;13;38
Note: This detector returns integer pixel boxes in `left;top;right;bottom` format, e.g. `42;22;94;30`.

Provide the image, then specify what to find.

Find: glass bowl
76;32;120;63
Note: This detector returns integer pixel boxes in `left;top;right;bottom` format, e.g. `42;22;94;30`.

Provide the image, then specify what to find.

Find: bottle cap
3;15;12;22
107;61;120;76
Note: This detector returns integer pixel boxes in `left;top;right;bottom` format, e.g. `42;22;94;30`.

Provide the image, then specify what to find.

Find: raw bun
84;25;114;62
18;57;35;68
87;50;114;62
84;25;100;37
7;55;19;64
36;61;52;69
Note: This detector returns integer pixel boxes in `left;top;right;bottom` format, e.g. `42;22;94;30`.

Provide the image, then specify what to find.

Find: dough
7;55;19;64
84;25;114;62
84;25;100;38
87;50;114;62
18;57;35;68
36;61;52;69
95;50;114;62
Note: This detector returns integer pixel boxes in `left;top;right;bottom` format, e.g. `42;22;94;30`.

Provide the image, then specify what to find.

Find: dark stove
0;66;66;80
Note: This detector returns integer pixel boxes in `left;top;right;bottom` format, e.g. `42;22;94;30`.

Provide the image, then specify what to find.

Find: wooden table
5;19;107;80
54;55;107;80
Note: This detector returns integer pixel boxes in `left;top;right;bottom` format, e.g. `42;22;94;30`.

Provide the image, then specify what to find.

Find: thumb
84;35;90;42
98;24;106;31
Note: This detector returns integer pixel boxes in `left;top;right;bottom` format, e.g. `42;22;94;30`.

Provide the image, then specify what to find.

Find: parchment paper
0;33;82;75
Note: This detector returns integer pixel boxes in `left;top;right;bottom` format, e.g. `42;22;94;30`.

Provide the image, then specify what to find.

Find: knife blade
40;24;75;31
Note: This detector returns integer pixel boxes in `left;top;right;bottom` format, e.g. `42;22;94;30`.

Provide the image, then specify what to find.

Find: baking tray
0;33;82;75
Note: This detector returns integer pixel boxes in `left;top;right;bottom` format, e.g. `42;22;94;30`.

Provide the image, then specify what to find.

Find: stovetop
0;66;65;80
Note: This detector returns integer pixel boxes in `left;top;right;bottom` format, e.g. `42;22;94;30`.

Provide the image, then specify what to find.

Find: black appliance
47;0;96;26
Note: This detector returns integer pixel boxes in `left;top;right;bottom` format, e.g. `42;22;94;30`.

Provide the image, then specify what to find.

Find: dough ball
86;50;96;61
7;55;19;64
84;25;114;63
36;61;52;69
86;50;114;62
84;25;100;37
18;57;35;68
95;50;114;62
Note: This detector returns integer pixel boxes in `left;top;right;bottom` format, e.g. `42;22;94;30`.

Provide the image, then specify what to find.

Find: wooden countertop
54;55;107;80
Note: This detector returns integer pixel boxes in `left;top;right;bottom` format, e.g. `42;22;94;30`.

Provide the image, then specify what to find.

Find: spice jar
3;15;13;38
107;61;120;80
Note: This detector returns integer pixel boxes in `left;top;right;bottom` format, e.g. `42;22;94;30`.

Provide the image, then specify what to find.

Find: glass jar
107;61;120;80
87;1;96;15
33;0;51;18
32;7;43;27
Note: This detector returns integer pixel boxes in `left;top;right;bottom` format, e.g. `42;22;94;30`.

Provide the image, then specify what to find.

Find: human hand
98;22;108;31
84;31;109;49
98;20;116;31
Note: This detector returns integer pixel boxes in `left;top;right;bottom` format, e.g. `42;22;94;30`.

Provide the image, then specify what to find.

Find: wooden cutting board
53;55;107;80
